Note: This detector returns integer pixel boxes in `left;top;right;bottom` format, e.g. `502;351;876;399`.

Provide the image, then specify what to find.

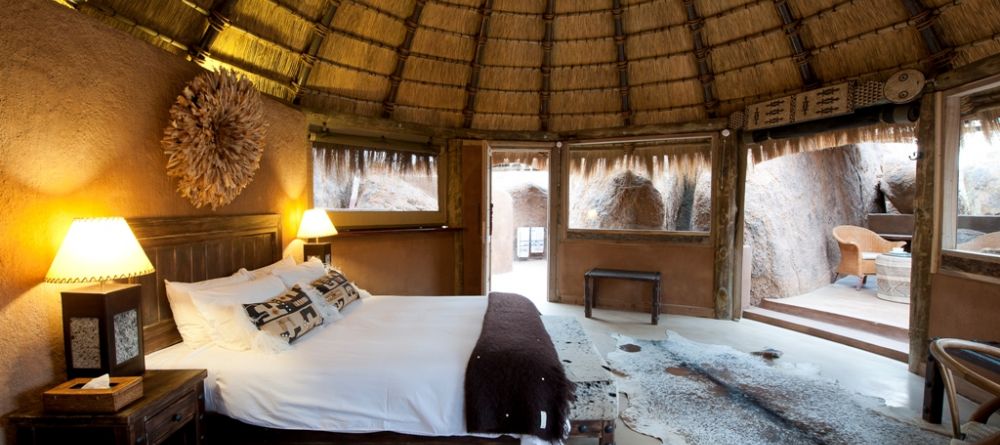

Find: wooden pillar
908;94;938;372
732;133;749;319
712;131;740;319
446;139;465;294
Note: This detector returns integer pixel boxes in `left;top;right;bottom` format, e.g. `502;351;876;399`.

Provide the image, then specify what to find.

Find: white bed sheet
147;295;489;437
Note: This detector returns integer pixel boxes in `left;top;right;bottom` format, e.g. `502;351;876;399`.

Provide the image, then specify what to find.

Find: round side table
875;252;912;304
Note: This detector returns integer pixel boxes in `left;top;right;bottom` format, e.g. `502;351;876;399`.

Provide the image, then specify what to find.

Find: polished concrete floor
492;260;975;444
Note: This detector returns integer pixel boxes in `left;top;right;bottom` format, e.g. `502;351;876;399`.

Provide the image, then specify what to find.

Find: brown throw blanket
465;292;575;441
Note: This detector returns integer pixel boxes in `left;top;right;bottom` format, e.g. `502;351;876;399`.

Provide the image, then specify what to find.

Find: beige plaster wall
557;240;715;316
928;273;1000;342
0;2;309;441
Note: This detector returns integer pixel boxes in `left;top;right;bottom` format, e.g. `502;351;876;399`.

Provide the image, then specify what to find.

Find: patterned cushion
310;269;361;311
243;286;324;344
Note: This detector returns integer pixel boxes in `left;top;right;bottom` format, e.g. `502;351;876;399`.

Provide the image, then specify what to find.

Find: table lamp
298;209;337;264
46;217;155;378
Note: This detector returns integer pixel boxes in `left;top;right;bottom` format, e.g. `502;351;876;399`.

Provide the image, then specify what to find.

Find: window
566;135;714;233
312;141;444;228
952;85;1000;257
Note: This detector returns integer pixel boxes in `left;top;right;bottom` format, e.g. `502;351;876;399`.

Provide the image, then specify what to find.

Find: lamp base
303;242;332;265
61;283;145;378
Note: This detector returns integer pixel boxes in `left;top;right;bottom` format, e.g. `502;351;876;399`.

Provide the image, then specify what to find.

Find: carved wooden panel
127;214;281;352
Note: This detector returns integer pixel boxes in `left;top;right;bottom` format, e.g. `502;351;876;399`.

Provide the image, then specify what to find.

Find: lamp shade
45;218;155;284
297;209;338;239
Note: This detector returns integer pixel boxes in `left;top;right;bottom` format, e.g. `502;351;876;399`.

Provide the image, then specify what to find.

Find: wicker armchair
832;225;906;290
929;339;1000;444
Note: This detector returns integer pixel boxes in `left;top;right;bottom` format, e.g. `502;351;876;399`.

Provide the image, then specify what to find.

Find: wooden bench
585;268;662;325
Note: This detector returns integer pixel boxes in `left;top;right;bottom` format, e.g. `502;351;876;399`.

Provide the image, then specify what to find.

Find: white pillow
165;272;250;347
189;276;288;352
242;256;295;280
270;257;327;288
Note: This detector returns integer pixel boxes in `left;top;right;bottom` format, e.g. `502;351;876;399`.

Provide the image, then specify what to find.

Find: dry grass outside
474;91;540;114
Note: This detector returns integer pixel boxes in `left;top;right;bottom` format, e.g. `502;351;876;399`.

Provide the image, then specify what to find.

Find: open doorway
741;142;919;361
488;149;550;304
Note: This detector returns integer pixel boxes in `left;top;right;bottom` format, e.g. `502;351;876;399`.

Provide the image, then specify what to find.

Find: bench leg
652;279;661;325
601;420;615;445
585;276;593;319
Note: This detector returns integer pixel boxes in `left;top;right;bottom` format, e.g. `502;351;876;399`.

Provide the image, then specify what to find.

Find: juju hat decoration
162;69;266;210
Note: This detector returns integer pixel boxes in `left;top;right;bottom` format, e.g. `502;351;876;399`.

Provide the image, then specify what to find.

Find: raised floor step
759;298;909;342
743;306;909;362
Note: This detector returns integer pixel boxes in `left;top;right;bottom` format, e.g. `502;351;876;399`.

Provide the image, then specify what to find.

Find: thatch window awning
313;141;439;179
569;139;713;180
749;123;917;164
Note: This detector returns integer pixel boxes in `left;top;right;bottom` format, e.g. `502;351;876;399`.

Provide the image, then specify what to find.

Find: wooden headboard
127;214;282;353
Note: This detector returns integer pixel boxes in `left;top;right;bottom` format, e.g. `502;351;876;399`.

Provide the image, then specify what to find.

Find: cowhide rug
606;332;947;445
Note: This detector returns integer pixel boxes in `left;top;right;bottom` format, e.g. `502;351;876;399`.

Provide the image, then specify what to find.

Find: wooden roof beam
292;0;343;105
898;0;953;74
773;0;819;89
462;0;495;129
612;0;633;126
539;0;556;131
189;0;237;64
382;0;427;119
683;0;719;118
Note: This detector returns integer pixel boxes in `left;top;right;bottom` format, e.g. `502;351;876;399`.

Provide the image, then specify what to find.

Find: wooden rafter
539;0;556;131
462;0;494;128
773;0;818;89
683;0;718;118
189;0;237;64
898;0;954;73
292;0;343;105
611;0;632;126
382;0;428;119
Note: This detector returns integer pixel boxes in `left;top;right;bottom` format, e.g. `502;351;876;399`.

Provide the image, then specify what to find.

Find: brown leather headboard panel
127;214;282;353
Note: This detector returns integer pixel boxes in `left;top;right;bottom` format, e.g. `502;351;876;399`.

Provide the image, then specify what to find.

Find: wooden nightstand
10;369;207;445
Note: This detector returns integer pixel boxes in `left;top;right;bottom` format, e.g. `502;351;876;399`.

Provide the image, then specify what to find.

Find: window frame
310;137;447;229
560;132;718;240
937;73;1000;280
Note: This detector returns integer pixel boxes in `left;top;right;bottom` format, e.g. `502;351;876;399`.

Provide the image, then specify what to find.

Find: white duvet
148;295;493;437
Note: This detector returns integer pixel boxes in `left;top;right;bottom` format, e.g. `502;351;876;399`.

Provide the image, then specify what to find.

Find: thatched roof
54;0;1000;135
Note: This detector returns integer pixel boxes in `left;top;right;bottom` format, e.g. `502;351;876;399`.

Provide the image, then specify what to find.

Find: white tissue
81;373;111;389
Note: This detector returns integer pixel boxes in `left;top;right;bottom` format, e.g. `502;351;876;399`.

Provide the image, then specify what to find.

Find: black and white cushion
310;269;361;311
243;286;324;344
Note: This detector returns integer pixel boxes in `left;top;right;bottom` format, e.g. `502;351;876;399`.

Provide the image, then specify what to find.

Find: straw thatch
56;0;1000;133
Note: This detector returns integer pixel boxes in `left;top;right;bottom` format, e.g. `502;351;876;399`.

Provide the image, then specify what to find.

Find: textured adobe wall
0;2;308;441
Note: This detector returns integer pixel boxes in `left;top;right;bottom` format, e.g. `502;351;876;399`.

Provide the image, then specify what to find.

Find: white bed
148;295;490;437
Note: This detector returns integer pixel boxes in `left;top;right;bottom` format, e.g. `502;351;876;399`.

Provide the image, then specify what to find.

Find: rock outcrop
571;170;665;230
878;146;916;214
744;144;883;304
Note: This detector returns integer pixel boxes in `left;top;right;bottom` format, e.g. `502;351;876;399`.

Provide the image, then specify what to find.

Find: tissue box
43;376;143;413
